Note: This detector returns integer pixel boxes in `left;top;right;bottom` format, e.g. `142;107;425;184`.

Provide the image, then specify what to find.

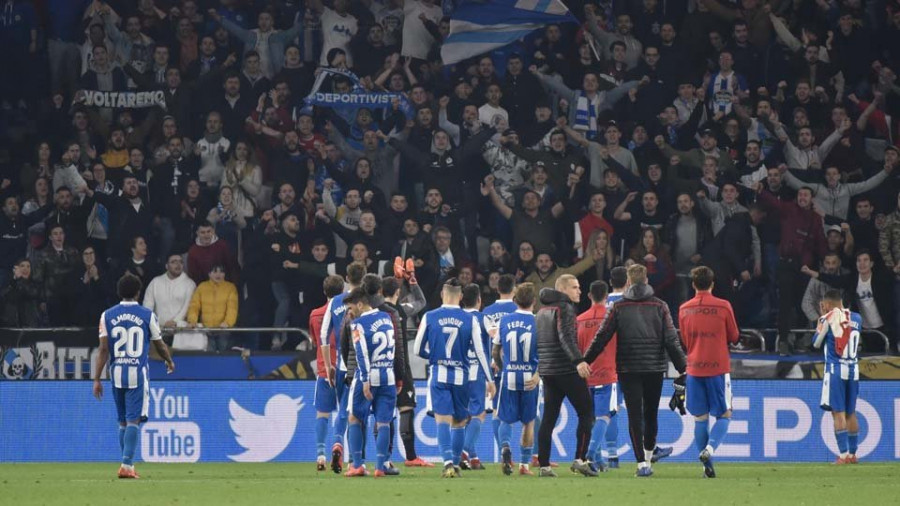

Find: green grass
1;462;896;505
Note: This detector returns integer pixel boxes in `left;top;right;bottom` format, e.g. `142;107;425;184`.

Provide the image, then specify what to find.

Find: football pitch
1;462;897;505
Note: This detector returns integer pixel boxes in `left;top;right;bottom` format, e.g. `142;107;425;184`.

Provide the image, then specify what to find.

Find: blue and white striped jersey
320;292;349;371
414;305;491;386
494;310;538;391
99;301;161;389
464;308;491;381
606;291;623;308
351;309;396;387
814;308;862;379
482;299;517;339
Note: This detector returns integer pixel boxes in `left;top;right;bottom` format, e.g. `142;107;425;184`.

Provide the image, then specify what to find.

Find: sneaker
331;444;344;474
570;459;598;477
538;466;557;477
650;446;673;463
459;451;470;470
730;341;752;353
608;457;619;469
442;463;457;478
469;457;485;470
345;465;368;477
501;447;513;476
591;459;608;473
699;448;715;478
382;466;400;476
833;456;851;465
117;465;139;479
518;465;534;476
316;455;326;471
532;455;558;468
848;455;858;464
635;466;654;478
404;457;434;467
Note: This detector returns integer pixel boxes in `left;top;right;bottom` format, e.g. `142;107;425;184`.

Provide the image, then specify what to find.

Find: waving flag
441;0;578;65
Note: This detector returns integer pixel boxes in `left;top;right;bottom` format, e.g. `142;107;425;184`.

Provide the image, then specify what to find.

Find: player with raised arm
92;273;175;479
481;274;518;449
678;267;739;478
576;280;616;473
814;289;863;465
382;271;433;467
460;283;490;470
321;262;367;474
311;275;347;471
493;283;540;476
344;283;400;478
414;278;495;478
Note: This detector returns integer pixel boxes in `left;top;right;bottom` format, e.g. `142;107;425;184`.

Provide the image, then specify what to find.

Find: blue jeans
272;281;291;329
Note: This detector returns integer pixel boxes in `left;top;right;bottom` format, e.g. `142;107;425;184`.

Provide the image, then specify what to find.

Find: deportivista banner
1;380;898;462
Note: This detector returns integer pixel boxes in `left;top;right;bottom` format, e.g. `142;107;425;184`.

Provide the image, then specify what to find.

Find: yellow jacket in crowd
187;279;238;328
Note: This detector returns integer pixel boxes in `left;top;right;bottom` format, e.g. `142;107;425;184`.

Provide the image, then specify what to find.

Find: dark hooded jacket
584;282;686;374
535;287;585;376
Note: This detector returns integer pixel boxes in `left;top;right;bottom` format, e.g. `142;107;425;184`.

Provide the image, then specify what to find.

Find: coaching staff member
584;265;687;477
535;274;597;477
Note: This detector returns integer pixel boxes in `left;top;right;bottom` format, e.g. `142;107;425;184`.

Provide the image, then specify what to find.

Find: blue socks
708;418;730;451
497;422;512;449
848;432;859;455
122;424;138;466
606;413;618;458
835;429;849;454
315;417;329;457
520;445;532;465
437;422;453;465
492;417;501;448
348;422;363;467
376;425;390;471
118;426;126;452
694;419;710;453
451;427;465;465
588;417;609;462
334;412;348;449
463;418;482;458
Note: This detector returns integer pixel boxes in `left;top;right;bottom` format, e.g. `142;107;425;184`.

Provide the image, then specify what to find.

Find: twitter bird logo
228;394;305;462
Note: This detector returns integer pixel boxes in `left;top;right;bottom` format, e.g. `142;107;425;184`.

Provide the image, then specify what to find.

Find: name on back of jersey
438;317;464;327
111;313;145;326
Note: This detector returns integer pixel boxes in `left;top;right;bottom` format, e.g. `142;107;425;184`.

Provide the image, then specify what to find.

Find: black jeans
776;258;808;352
537;372;593;466
618;372;664;463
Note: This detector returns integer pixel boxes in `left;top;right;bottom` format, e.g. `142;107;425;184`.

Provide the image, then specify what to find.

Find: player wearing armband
320;263;366;474
814;289;863;465
677;267;739;479
311;275;346;471
493;283;540;476
414;278;495;478
92;274;175;479
461;283;490;471
344;287;400;478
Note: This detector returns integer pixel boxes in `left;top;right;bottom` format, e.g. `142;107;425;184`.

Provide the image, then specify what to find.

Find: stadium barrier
1;379;898;463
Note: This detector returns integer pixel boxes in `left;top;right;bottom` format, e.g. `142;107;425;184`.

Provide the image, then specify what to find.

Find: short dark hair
346;262;366;285
513;282;535;309
382;277;401;298
589;280;609;303
323;275;345;299
610;266;627;290
362;273;382;296
117;273;143;300
823;289;843;303
343;287;367;305
691;266;715;291
498;274;516;295
197;220;214;230
856;249;873;262
442;277;462;294
461;283;481;309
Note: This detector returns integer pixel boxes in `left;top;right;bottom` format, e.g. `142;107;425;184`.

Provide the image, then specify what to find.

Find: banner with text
1;380;899;462
79;90;167;109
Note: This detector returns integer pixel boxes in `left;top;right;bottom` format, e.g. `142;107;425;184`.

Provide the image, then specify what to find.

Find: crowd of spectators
2;0;900;355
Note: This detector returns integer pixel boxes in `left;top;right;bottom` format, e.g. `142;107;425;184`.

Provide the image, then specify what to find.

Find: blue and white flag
441;0;578;65
303;68;414;119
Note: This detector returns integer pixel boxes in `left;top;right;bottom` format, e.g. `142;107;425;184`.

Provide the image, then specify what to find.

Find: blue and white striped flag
441;0;578;65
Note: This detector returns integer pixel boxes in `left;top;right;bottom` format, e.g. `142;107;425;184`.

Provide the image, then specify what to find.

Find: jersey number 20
112;327;145;358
